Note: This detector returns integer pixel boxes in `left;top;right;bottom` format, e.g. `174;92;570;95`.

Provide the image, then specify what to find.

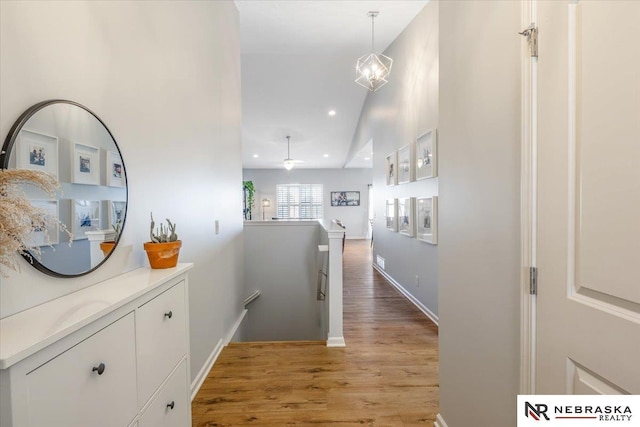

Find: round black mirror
1;100;127;277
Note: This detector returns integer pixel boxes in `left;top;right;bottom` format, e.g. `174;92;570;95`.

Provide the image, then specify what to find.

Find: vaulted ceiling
237;1;428;169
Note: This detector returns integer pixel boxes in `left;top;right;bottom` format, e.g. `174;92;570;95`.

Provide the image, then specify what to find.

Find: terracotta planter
100;241;116;257
144;240;182;269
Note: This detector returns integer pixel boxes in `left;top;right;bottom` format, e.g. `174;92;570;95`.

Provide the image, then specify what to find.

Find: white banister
321;220;346;347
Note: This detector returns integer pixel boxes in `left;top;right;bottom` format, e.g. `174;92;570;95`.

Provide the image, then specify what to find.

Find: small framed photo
385;152;397;186
16;129;59;178
416;196;438;244
397;145;412;184
385;199;397;231
71;143;100;185
71;199;101;240
398;197;415;237
105;150;125;187
28;200;59;246
331;191;360;207
416;129;437;180
108;200;127;228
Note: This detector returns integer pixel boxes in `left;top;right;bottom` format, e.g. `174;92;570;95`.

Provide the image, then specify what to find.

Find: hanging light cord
371;13;375;52
287;136;291;158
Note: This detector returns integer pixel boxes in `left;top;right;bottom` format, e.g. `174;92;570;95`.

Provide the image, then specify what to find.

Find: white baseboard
345;236;367;240
326;336;346;347
191;307;248;400
190;338;223;401
225;308;248;345
434;413;448;427
372;264;439;326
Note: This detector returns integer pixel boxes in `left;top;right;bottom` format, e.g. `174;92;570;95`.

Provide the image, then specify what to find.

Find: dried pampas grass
0;169;70;275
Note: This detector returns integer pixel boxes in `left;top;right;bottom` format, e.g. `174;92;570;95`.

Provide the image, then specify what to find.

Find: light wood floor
191;239;439;426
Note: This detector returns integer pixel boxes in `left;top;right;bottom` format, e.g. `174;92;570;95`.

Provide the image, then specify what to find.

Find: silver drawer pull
164;310;173;319
92;363;105;375
167;401;175;410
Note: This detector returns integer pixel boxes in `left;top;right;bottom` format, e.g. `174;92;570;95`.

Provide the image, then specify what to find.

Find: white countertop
0;263;193;369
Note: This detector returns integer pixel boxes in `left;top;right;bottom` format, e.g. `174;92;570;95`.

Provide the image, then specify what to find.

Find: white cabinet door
136;281;187;406
26;313;137;427
138;359;190;427
536;0;640;394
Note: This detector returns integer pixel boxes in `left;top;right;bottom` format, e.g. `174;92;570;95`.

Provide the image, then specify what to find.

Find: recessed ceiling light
323;154;329;158
364;157;370;160
252;154;259;158
328;110;336;116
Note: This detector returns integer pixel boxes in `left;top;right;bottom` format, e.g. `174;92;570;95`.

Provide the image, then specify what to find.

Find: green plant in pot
143;213;181;269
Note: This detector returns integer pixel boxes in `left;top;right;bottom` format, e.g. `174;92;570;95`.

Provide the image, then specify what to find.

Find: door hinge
519;24;538;58
529;266;538;295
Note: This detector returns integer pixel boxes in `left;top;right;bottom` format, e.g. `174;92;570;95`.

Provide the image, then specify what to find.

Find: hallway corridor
191;239;439;426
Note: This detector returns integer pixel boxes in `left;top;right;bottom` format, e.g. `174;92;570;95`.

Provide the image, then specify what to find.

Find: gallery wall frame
71;143;100;186
385;199;398;231
416;196;438;244
105;150;125;188
108;200;127;229
71;199;101;240
416;129;437;180
330;191;360;207
385;151;398;186
15;129;59;178
398;197;415;237
397;144;412;184
28;200;59;246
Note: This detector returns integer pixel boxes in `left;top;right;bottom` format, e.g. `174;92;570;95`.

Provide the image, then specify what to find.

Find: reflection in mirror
1;100;127;277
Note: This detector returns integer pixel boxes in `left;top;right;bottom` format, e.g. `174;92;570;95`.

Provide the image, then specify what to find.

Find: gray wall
0;1;244;385
243;222;323;341
438;1;521;426
243;168;372;239
348;2;439;319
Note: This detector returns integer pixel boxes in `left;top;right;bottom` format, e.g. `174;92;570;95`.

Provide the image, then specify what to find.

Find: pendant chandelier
283;136;295;170
355;11;393;92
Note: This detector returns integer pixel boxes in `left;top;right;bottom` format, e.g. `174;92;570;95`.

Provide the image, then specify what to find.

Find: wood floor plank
191;240;439;426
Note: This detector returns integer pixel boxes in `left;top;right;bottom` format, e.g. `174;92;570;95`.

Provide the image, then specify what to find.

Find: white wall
438;1;521;426
0;1;244;384
348;2;439;319
243;168;372;239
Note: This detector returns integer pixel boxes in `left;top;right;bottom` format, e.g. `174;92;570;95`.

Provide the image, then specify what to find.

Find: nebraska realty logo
517;395;640;426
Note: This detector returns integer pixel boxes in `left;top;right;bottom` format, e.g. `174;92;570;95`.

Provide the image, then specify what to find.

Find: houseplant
143;213;181;269
99;220;122;257
243;180;255;220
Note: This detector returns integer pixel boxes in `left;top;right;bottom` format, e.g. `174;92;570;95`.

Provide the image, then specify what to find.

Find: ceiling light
323;154;329;158
253;154;259;158
355;11;393;92
328;110;336;116
283;136;294;171
364;157;370;160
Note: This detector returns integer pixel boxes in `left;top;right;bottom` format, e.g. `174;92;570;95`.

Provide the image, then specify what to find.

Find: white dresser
0;264;193;427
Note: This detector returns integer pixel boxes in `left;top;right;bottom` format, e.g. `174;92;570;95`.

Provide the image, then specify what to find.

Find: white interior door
536;0;640;394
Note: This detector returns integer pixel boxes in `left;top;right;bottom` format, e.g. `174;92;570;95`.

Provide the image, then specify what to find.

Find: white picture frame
416;129;437;180
28;200;59;246
71;199;101;240
385;151;398;186
71;143;100;186
105;150;125;187
108;200;127;229
416;196;438;244
397;144;412;184
398;197;415;237
385;199;398;232
16;129;59;178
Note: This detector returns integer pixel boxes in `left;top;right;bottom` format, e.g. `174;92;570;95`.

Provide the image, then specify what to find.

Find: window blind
276;184;323;219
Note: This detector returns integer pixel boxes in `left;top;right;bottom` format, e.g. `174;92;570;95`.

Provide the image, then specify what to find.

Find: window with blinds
276;184;324;219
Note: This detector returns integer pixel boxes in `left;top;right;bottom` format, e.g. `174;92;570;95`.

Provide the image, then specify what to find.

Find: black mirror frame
0;99;128;278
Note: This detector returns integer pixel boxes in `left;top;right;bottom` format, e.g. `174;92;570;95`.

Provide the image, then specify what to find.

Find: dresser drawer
136;281;187;406
138;358;190;427
26;312;137;427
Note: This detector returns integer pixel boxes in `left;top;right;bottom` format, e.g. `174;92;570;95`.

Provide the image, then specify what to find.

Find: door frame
520;0;537;395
